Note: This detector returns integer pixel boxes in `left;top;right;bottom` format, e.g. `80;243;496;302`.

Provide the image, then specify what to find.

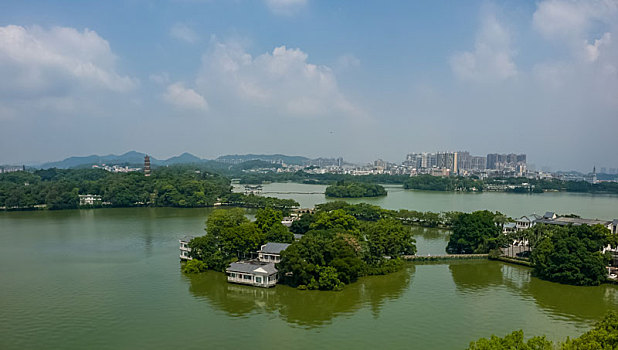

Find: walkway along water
403;254;488;261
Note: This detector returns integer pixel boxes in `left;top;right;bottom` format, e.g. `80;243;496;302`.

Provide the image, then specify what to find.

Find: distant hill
40;151;156;169
163;152;203;165
36;152;316;169
216;154;310;165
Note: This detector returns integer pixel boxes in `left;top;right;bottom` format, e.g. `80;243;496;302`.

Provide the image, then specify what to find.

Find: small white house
258;242;291;263
179;235;195;261
79;194;102;206
226;261;278;288
515;214;541;231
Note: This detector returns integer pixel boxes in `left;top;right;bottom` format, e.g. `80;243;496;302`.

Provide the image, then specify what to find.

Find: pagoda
144;155;151;176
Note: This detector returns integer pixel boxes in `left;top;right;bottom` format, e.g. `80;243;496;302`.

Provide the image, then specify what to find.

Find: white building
515;214;542;231
79;194;102;206
226;261;278;288
179;235;195;261
257;242;291;263
225;242;291;288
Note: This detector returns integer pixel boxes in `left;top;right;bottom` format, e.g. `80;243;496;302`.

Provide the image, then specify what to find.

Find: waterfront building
79;194;102;206
502;222;517;234
144;155;151;176
244;185;262;195
515;214;542;231
257;242;290;263
226;261;279;288
179;236;194;261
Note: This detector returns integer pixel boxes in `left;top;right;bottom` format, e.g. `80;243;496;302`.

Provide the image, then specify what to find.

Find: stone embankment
403;254;488;261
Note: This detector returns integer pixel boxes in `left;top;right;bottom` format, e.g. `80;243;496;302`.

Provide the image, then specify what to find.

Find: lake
1;186;618;349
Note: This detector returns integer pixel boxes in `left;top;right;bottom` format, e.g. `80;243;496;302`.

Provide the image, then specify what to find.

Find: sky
0;0;617;171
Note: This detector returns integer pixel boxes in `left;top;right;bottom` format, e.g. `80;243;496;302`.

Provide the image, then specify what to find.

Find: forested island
186;203;416;290
403;174;618;194
0;167;297;211
324;181;386;198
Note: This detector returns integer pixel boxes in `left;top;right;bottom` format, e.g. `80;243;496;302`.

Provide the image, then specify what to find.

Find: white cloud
336;54;361;70
450;14;517;82
170;23;199;44
196;42;363;118
264;0;307;16
533;0;617;60
149;72;170;85
585;32;611;62
0;25;137;99
532;0;618;106
163;82;208;111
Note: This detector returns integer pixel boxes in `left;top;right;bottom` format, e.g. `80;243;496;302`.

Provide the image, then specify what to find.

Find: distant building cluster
402;151;527;177
92;164;141;173
0;165;25;173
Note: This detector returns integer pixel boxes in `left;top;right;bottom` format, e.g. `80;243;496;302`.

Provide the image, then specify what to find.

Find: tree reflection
449;260;504;291
449;260;618;323
183;265;414;328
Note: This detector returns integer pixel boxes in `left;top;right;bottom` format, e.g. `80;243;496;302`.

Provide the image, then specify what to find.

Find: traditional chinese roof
226;261;277;275
259;242;291;254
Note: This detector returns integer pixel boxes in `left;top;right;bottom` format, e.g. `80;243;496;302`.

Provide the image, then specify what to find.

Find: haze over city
1;0;617;171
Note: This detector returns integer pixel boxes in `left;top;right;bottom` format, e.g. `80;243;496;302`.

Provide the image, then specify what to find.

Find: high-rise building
457;151;471;171
436;152;458;173
470;156;487;170
487;153;526;169
144;155;151;177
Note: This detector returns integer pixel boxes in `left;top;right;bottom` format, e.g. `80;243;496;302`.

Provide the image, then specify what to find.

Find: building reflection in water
183;265;414;328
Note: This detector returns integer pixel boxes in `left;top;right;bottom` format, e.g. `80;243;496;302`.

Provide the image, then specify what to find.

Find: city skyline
4;148;616;174
1;1;617;171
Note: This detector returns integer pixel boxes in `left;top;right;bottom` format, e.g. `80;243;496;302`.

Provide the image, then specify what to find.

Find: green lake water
1;184;618;349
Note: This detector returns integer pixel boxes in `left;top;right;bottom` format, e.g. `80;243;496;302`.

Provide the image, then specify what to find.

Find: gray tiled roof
179;235;196;242
226;261;277;274
259;242;291;254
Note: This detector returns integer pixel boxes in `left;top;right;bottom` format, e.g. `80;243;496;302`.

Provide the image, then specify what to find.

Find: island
324;181;387;198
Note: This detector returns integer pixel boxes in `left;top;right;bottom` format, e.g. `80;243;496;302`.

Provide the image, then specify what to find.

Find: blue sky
0;0;617;171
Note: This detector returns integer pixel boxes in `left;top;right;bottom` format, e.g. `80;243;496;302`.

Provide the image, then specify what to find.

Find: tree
446;210;503;254
254;207;283;232
310;209;359;234
531;224;611;286
219;222;263;259
290;213;315;234
308;266;344;291
365;218;416;263
467;330;553;350
182;259;208;273
206;208;249;237
264;223;294;243
561;311;618;349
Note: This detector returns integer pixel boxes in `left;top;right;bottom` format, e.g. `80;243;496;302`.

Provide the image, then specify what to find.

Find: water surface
1;207;617;349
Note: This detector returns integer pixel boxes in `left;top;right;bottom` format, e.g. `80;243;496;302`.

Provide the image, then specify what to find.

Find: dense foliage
278;209;416;290
325;181;387;198
222;193;299;211
467;330;553;350
237;171;410;185
446;211;506;254
404;175;618;194
530;224;613;286
404;175;480;191
0;167;231;210
188;207;293;271
467;311;618;349
0;167;300;211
